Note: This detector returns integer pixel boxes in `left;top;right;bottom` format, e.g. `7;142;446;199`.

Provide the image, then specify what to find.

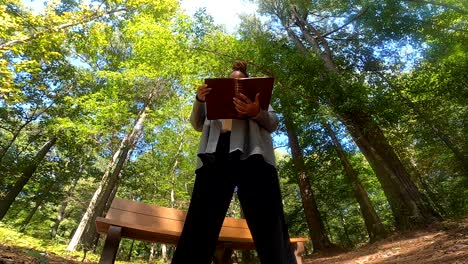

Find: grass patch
0;223;168;263
0;222;100;263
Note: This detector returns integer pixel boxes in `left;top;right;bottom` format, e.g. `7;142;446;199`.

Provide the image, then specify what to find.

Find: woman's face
230;70;246;78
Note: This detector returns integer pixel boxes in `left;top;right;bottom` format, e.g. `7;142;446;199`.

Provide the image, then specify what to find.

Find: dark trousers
172;133;296;264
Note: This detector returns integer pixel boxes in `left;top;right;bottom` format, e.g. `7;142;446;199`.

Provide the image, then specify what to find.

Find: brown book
204;77;274;120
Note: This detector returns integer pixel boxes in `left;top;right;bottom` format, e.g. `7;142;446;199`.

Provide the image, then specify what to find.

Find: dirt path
0;218;466;263
0;245;81;263
304;218;468;264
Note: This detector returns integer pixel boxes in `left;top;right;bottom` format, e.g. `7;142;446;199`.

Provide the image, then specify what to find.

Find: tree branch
0;8;127;50
291;6;338;72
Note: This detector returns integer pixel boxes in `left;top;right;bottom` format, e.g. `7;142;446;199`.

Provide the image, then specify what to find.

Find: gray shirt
190;99;279;169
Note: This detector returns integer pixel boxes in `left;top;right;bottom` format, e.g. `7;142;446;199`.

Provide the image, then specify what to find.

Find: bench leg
292;242;305;264
99;225;122;264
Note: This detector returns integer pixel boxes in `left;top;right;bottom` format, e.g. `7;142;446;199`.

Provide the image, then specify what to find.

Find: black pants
172;133;296;264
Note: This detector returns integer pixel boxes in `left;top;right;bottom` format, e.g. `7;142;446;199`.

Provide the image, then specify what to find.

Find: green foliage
0;0;466;259
252;0;466;246
0;223;99;262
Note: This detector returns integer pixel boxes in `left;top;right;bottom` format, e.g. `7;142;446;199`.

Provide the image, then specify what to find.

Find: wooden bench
96;198;309;264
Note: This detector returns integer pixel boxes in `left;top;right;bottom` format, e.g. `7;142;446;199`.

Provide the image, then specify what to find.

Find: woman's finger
237;93;252;103
233;100;246;110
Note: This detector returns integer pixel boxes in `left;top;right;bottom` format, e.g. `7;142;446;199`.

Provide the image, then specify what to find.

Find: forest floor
303;218;468;264
0;218;467;263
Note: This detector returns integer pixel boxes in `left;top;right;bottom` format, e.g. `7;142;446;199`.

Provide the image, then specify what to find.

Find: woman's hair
232;60;249;77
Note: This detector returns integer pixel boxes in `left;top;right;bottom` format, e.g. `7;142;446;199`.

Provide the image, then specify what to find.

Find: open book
204;77;274;120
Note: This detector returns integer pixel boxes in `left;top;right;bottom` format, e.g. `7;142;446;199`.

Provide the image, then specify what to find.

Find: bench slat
111;198;187;220
105;208;185;233
96;217;181;244
109;198;249;229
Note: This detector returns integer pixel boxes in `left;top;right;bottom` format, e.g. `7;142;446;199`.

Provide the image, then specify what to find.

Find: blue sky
23;0;258;33
180;0;258;33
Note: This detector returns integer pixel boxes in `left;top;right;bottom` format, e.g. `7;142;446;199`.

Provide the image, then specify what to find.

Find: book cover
204;77;274;120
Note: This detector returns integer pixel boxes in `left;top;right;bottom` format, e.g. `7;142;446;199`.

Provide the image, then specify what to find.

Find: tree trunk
398;150;447;216
161;244;167;261
103;183;120;218
338;209;353;248
67;136;136;251
66;170;110;251
0;104;52;164
284;116;336;252
321;211;333;242
127;240;135;261
286;10;440;230
67;89;154;252
19;194;47;232
67;136;134;251
0;136;57;220
83;144;132;251
0;124;26;163
149;243;157;261
90;180;120;253
157;140;184;261
342;112;440;228
279;77;387;241
51;176;80;238
324;122;388;241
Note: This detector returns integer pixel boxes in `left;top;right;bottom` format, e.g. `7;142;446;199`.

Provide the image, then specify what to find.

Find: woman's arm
190;98;206;132
190;84;211;132
251;105;279;133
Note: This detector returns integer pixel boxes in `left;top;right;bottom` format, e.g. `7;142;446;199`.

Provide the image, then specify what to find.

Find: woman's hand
196;84;211;102
233;93;260;117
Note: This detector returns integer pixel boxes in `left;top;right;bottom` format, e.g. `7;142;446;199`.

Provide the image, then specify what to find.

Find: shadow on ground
303;218;468;264
0;244;83;264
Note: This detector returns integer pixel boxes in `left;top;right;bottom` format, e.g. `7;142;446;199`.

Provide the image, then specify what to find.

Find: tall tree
82;83;163;250
0;136;57;220
255;0;440;229
67;82;160;251
283;115;336;251
324;121;387;241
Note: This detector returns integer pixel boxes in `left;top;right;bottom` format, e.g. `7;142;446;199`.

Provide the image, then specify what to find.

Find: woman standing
172;61;296;264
